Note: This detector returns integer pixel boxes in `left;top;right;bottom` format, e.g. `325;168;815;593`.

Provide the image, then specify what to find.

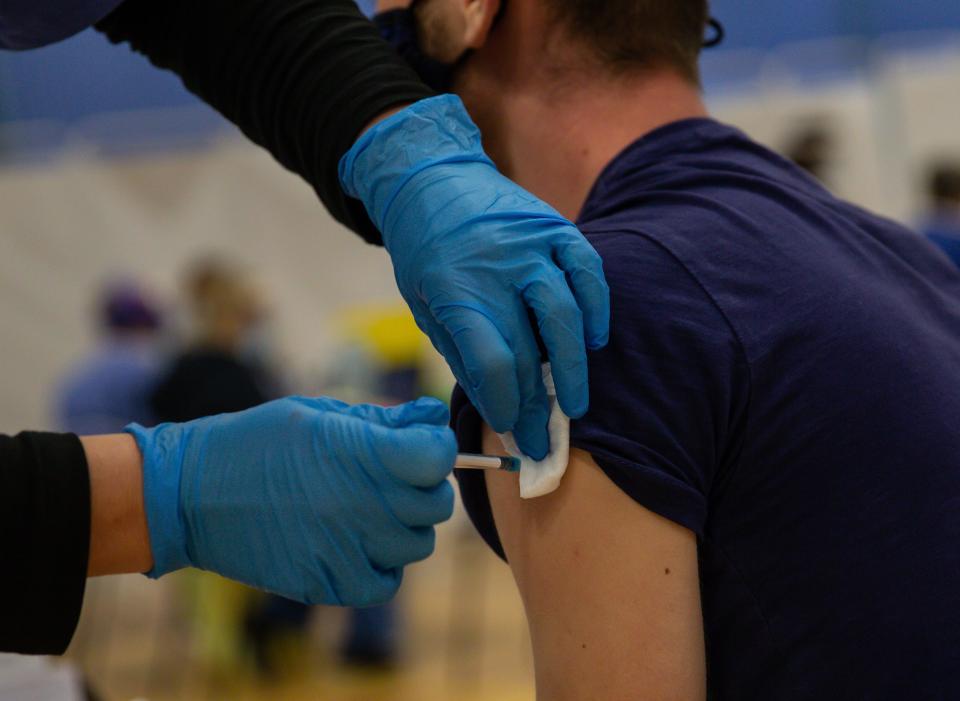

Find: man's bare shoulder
481;427;706;701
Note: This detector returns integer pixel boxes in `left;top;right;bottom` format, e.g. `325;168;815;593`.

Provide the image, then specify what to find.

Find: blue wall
1;0;959;125
0;28;199;122
711;0;846;50
710;0;960;51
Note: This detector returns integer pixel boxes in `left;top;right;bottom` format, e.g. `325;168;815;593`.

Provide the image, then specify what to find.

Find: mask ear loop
492;0;509;28
703;18;725;49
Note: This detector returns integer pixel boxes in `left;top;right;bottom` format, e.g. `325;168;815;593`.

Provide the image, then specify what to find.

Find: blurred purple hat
101;280;162;331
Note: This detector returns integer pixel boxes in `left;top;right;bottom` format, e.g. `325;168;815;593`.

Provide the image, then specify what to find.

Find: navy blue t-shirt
453;119;960;700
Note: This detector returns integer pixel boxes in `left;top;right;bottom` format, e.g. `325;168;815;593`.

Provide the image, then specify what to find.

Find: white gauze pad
498;364;571;499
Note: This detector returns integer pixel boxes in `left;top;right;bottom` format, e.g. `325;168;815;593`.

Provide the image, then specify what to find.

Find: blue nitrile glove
339;95;610;460
125;396;456;607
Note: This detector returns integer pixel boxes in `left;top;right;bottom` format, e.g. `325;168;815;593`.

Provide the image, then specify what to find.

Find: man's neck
461;70;708;221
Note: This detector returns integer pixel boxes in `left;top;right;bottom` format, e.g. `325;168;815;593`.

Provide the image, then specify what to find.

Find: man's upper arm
482;428;706;701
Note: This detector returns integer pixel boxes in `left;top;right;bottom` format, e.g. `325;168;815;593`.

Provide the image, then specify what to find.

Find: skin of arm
481;427;707;701
80;435;153;577
376;0;413;10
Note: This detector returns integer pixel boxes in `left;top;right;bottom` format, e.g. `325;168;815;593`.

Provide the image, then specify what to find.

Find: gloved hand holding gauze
498;365;571;499
339;95;609;463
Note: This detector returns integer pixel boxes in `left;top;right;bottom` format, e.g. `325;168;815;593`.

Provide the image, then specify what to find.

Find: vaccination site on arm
2;0;960;699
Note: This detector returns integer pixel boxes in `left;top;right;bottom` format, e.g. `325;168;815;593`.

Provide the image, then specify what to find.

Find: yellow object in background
337;304;428;369
186;571;260;675
329;302;454;406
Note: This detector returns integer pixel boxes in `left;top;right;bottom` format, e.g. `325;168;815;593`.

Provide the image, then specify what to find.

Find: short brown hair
544;1;710;83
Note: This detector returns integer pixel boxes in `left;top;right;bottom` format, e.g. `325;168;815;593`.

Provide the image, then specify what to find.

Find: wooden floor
65;507;535;701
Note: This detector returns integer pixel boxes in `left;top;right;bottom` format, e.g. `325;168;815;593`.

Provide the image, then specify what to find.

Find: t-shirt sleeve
568;231;749;536
454;231;749;556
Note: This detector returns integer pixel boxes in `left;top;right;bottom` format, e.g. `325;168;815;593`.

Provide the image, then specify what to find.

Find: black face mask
373;5;725;93
373;3;462;93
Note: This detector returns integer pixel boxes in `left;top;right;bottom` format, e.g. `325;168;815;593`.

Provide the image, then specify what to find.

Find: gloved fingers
404;526;439;565
369;421;458;488
287;395;351;414
310;523;405;607
423;322;498;437
384;479;455;528
522;273;590;419
289;395;449;428
509;317;552;460
432;304;520;434
366;526;438;571
395;397;450;426
415;314;493;428
554;238;611;350
422;318;472;394
337;565;404;608
370;567;404;607
344;397;451;429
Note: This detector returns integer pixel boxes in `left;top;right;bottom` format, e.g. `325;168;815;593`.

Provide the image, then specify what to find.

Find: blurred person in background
1;0;610;658
56;280;163;436
150;260;282;675
783;120;836;186
152;259;278;425
920;162;960;268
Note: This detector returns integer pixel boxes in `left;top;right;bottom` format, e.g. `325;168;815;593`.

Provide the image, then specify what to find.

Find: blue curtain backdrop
0;1;958;124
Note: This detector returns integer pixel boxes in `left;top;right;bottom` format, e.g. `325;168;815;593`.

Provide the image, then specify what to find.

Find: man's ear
463;0;501;49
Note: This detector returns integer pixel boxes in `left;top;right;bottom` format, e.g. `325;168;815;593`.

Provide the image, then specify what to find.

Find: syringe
455;453;521;472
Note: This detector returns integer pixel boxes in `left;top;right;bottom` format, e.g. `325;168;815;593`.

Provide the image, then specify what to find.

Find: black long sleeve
0;433;90;655
96;0;434;245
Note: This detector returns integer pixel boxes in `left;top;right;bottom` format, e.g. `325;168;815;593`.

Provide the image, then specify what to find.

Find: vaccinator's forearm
81;434;152;577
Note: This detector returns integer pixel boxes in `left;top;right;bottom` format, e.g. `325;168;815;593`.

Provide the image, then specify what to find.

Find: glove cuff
124;422;191;579
337;94;496;245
